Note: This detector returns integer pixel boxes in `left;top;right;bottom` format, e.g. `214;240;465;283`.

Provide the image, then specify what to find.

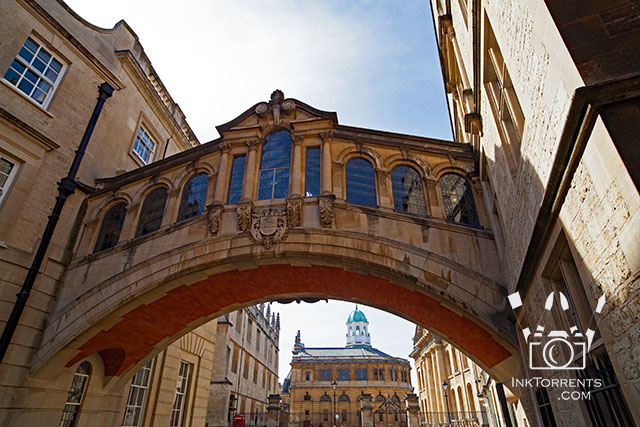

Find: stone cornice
20;0;124;89
0;107;60;150
334;125;473;158
115;50;198;149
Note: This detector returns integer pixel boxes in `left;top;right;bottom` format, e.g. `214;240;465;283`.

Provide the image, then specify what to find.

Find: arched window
391;165;427;216
346;158;376;207
466;383;476;412
59;361;91;427
258;130;291;200
177;173;209;222
439;173;480;228
94;203;126;253
338;393;350;402
135;187;168;237
320;394;331;402
376;394;385;402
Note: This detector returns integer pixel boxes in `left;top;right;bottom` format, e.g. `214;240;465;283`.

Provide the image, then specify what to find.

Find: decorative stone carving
286;197;303;227
236;200;253;232
291;133;304;145
219;142;231;153
206;203;223;235
255;89;295;125
319;130;334;142
250;208;289;249
318;194;335;227
246;139;262;151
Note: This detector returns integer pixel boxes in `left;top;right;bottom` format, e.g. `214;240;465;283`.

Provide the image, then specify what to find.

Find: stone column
435;347;447;413
213;143;231;203
424;356;433;415
425;177;441;219
119;203;139;243
290;133;304;196
405;394;420;427
267;394;282;427
320;131;334;194
242;140;262;201
376;168;393;209
359;393;373;427
162;188;181;228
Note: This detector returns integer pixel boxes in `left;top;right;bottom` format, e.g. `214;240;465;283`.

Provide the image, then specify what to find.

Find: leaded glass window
391;165;427;216
4;37;64;106
228;155;246;204
258;130;291;200
59;362;91;427
439;173;480;228
305;147;320;197
177;173;209;221
94;203;127;253
339;394;350;402
122;359;154;427
346;158;377;207
135;188;167;237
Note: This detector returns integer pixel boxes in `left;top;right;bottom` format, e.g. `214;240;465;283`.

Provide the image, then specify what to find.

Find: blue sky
64;0;451;385
64;0;451;142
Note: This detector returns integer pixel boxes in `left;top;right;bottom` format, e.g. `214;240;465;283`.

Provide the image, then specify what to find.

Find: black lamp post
442;381;451;426
332;380;338;427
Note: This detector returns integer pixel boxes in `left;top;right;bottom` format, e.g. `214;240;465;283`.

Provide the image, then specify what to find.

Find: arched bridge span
36;92;521;384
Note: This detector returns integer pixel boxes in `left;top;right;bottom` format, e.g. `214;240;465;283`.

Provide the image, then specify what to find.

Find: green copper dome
347;305;368;323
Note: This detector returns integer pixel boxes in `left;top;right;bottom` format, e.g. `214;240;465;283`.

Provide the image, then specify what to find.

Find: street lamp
332;380;338;427
442;381;451;426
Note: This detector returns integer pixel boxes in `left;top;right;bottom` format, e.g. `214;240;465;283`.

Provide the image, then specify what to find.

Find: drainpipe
0;82;114;363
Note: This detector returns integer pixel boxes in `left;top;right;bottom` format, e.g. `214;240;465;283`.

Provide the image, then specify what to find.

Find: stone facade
410;327;528;427
206;305;280;427
0;1;217;426
430;0;640;424
282;308;414;427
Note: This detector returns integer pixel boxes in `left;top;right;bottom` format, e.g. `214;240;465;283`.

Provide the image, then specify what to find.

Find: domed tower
346;305;371;347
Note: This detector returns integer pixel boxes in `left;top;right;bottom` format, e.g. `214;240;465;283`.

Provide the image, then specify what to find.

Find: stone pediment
215;89;337;134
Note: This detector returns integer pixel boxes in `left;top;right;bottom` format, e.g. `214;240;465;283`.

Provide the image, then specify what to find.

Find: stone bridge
36;91;520;384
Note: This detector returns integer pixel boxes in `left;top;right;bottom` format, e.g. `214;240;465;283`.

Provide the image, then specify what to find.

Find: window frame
93;202;127;253
59;362;91;427
483;18;525;176
134;187;168;238
439;173;481;229
2;36;66;109
170;361;191;427
131;126;157;166
0;153;20;208
258;129;292;200
227;155;246;204
177;172;209;222
345;157;378;207
121;358;155;427
304;146;321;197
390;164;428;217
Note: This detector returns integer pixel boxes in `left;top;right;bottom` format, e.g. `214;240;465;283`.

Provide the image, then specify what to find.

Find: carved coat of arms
250;208;289;249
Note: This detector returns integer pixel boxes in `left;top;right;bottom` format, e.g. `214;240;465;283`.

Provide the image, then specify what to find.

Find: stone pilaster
290;133;304;197
320;131;334;194
404;393;420;427
242;139;262;201
213;142;231;203
267;394;282;427
359;393;373;427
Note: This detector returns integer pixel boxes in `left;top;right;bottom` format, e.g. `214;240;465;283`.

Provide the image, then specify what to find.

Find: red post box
233;414;245;427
